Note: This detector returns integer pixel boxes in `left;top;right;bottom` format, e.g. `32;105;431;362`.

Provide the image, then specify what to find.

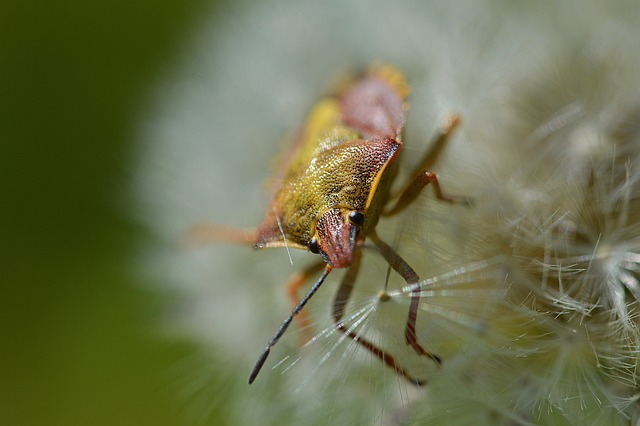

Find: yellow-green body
256;66;409;268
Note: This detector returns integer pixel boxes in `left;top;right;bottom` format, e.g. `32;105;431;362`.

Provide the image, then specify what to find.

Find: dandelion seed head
134;0;640;423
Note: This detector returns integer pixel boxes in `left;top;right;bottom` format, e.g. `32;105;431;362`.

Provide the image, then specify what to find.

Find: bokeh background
5;0;640;425
2;1;212;425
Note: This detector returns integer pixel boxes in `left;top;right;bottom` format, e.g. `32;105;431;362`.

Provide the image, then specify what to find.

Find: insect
192;65;463;385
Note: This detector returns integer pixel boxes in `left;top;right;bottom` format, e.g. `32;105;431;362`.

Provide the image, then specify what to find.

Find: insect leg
288;260;326;341
413;114;461;173
384;114;468;216
332;248;428;386
249;264;333;384
369;232;442;366
332;249;362;322
185;223;257;245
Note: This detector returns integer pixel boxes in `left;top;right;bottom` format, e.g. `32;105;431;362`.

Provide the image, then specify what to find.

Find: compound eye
348;211;365;227
309;237;320;254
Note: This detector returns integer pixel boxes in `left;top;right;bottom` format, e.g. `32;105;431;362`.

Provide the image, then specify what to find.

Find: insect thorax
271;138;400;247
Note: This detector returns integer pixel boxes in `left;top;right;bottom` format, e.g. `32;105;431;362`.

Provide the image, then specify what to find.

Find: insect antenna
248;264;334;384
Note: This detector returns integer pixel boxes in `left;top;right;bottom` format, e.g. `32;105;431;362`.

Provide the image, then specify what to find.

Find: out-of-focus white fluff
135;0;640;424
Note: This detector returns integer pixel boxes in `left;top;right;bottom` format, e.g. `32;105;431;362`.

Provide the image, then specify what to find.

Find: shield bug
192;65;464;385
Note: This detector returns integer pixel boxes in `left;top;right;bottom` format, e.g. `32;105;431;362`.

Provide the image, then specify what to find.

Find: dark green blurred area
0;1;224;425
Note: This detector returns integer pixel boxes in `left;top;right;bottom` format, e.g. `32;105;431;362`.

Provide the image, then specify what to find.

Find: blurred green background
0;1;221;425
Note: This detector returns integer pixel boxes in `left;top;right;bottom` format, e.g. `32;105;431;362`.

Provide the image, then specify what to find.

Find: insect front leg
331;248;429;385
384;114;469;216
332;249;362;322
369;232;442;366
185;222;257;245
